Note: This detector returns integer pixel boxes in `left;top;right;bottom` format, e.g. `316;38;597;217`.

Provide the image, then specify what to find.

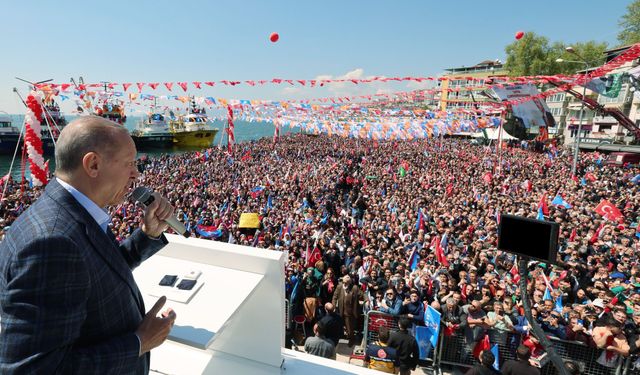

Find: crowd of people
1;133;640;372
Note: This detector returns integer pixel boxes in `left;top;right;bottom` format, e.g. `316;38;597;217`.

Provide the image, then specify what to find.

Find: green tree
618;0;640;46
504;32;608;76
504;32;552;77
553;40;608;73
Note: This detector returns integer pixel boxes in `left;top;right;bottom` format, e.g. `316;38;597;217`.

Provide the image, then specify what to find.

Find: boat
96;101;126;124
130;111;174;150
40;98;67;154
169;100;218;147
0;112;20;155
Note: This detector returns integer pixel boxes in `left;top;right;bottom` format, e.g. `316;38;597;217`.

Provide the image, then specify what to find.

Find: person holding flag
465;350;500;375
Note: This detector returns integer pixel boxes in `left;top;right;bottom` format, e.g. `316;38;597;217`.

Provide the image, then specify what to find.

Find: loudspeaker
498;214;560;264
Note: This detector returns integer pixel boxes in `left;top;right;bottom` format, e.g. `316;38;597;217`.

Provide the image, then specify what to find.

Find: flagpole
518;258;570;375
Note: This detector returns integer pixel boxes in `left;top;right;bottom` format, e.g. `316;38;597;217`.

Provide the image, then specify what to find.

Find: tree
618;0;640;46
504;32;552;77
504;32;608;76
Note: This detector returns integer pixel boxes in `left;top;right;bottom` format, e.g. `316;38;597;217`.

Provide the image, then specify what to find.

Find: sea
0;115;300;177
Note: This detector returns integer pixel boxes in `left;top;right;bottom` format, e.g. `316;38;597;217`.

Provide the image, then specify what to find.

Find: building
558;45;640;146
439;60;508;112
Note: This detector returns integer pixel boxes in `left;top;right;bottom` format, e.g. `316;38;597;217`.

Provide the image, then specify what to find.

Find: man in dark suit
501;345;540;375
0;117;177;374
318;302;343;347
387;317;419;375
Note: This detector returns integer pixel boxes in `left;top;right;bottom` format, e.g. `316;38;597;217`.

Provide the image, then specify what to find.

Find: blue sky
0;0;632;114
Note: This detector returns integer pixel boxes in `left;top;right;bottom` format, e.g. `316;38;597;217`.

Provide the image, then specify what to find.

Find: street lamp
556;47;590;176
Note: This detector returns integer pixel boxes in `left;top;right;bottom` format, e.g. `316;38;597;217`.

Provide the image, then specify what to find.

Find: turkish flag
595;200;623;222
473;334;491;359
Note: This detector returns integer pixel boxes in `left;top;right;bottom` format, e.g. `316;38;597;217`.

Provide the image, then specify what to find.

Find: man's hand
136;296;177;356
141;192;174;238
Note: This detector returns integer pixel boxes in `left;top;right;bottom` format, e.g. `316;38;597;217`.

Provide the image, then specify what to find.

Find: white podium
135;234;380;375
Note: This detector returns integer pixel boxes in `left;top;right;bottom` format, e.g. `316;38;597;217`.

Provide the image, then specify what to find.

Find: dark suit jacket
0;179;167;374
387;329;419;371
501;359;540;375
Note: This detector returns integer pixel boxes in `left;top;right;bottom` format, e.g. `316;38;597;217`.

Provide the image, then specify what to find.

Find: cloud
280;68;396;99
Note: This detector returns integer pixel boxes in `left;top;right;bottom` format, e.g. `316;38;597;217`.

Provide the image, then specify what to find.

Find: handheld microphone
131;187;191;238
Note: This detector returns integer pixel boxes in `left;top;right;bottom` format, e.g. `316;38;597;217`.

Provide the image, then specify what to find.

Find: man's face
98;133;139;206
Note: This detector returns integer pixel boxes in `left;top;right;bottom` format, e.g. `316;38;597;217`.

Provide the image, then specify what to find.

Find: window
547;93;565;103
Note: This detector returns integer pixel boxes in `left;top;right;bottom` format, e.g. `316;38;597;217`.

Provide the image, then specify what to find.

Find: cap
610;272;626;279
592;298;605;308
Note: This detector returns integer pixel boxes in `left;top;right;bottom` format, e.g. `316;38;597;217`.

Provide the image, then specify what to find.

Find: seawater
0;115;299;177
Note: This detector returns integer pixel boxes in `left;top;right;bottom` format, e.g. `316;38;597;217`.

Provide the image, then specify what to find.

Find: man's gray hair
55;116;128;174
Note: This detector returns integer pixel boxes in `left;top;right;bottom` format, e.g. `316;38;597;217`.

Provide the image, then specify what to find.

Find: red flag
585;172;597;182
446;183;454;197
122;83;132;92
164;82;174;91
435;237;449;268
177;82;188;92
473;334;491;359
136;82;145;92
149;83;160;90
569;228;577;242
595;200;623;222
538;193;549;216
589;223;605;244
306;246;322;268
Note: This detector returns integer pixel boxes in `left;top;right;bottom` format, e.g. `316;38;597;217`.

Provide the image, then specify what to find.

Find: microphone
130;187;191;238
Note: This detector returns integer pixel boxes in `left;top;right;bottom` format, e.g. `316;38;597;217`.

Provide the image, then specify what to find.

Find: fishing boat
130;111;174;149
0;112;20;155
169;100;218;147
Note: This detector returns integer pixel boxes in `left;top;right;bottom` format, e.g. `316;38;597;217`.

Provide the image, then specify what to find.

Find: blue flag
537;207;544;221
632;174;640;184
491;344;500;371
551;194;572;209
408;247;420;271
555;295;563;313
417;305;441;359
543;287;553;301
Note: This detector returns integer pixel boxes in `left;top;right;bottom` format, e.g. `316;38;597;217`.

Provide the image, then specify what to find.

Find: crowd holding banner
1;133;640;371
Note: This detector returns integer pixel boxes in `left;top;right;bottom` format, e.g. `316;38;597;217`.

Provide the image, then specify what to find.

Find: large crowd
1;133;640;371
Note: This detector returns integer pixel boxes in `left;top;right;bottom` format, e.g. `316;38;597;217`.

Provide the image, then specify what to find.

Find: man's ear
82;152;101;178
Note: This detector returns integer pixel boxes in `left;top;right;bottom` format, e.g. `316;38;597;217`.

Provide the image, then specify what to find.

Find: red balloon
269;32;279;43
515;31;524;40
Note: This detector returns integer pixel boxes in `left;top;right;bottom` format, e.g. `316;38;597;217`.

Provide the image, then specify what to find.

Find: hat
610;272;626;279
592;298;605;308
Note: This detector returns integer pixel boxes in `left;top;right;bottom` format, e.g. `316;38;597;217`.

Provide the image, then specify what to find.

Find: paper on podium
134;255;264;349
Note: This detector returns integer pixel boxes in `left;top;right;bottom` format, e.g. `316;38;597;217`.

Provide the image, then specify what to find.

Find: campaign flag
415;209;425;231
636;225;640;239
551;194;572;209
408;247;420;271
196;225;223;238
632;174;640;184
569;228;577;242
589;223;605;244
537;207;545;221
417;306;441;359
306;246;322;268
538;193;549;215
250;186;265;199
491;344;500;371
595;200;623;222
473;334;491;359
555;294;563;313
543;287;553;301
435;237;449;267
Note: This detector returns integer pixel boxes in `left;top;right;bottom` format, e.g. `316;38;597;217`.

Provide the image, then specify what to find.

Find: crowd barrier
435;327;626;375
360;310;630;375
285;306;638;374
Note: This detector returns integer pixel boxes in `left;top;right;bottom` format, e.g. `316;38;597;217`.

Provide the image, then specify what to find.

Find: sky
0;0;633;114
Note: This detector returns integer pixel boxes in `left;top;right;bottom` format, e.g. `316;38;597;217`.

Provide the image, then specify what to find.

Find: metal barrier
285;299;291;330
435;327;624;375
361;310;436;368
